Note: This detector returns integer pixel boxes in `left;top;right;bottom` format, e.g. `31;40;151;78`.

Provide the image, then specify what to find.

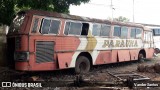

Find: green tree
0;0;16;25
0;0;90;26
114;16;130;22
107;16;130;22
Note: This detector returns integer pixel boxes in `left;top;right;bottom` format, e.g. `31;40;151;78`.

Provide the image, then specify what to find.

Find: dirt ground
1;57;160;90
0;50;160;90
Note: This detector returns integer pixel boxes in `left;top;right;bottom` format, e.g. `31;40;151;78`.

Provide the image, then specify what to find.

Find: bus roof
146;26;160;29
24;10;144;28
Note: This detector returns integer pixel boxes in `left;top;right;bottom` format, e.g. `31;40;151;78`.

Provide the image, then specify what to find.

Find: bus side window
100;24;110;36
69;22;82;35
136;28;142;38
121;26;128;38
113;26;121;37
81;23;89;36
92;24;101;36
153;29;160;36
49;20;60;34
157;29;160;35
130;28;136;38
40;19;51;34
32;18;39;33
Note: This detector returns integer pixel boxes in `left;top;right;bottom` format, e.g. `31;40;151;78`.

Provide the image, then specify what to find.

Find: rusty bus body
7;10;154;73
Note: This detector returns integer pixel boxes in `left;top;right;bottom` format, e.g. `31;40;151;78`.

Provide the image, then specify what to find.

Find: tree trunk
0;25;8;66
2;25;9;43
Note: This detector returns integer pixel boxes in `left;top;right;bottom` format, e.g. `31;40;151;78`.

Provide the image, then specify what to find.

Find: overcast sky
69;0;160;25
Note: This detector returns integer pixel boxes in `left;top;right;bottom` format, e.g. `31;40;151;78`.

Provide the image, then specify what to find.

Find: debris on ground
137;63;160;73
0;57;160;90
28;76;40;81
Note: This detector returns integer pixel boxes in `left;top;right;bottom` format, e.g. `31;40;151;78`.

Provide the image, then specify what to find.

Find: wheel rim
79;62;87;73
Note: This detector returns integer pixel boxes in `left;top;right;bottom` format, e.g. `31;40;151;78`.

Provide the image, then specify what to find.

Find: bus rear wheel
138;53;145;61
75;56;90;74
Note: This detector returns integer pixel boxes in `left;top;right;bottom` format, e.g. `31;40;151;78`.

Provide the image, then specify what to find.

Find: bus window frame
100;24;111;37
31;18;40;33
63;20;83;36
40;18;51;34
48;19;61;35
153;29;160;36
130;27;136;39
121;26;128;39
40;17;61;35
92;23;101;37
81;22;90;36
135;28;142;39
30;15;43;34
113;25;121;38
129;27;143;39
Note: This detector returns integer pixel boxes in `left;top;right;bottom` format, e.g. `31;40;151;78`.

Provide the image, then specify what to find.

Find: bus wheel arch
138;49;146;61
75;52;92;74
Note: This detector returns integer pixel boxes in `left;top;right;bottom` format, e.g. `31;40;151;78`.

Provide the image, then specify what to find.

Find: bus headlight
14;52;29;61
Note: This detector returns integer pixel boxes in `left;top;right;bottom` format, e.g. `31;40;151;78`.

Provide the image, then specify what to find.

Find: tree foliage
0;0;16;25
108;16;130;22
114;16;130;22
0;0;90;25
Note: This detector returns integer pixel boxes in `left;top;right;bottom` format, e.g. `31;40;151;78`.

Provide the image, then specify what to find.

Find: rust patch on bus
118;50;130;62
57;53;73;69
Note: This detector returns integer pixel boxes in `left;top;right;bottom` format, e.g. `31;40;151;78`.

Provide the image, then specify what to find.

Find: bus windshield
8;13;25;33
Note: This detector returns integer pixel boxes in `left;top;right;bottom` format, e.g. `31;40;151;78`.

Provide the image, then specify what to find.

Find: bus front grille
36;41;54;63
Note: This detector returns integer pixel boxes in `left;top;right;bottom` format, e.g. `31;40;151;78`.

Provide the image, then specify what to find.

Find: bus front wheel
75;56;90;74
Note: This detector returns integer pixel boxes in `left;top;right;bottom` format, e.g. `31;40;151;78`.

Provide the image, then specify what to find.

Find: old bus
7;10;154;73
149;27;160;54
143;25;160;54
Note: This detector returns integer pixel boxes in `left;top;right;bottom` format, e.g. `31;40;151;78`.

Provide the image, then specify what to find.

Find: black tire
75;56;90;74
138;53;145;62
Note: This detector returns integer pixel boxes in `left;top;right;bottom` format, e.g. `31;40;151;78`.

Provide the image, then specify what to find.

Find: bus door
144;31;153;48
152;29;160;49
